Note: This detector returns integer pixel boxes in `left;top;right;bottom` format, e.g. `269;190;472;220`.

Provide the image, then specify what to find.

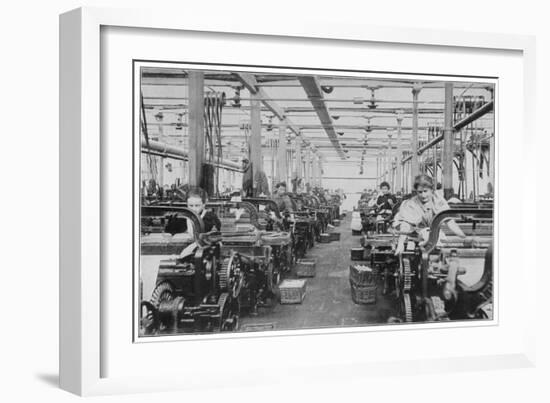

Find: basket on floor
349;264;376;285
350;280;377;305
296;258;316;277
320;233;331;243
329;232;340;241
279;279;307;304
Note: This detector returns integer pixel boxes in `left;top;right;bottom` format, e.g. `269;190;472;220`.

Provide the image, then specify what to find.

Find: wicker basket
280;279;307;304
351;229;362;236
330;232;341;242
349;264;376;285
296;258;316;277
333;219;341;227
320;233;331;243
350;281;377;305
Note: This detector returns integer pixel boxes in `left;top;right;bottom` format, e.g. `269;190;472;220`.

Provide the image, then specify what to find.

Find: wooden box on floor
296;258;316;277
320;233;331;243
279;279;307;304
330;232;340;241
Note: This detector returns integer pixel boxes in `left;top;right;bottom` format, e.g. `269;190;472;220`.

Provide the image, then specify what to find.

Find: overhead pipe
141;138;243;172
401;100;494;164
453;100;494;131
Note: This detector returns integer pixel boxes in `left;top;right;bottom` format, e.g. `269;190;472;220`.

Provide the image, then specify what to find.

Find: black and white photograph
137;63;495;337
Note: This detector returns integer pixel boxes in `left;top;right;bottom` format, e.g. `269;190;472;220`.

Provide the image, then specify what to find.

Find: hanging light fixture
396;109;404;122
367;87;379;109
231;86;242;108
176;113;184;130
364;117;372;133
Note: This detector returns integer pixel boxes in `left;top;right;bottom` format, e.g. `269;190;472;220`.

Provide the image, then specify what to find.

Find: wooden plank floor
239;214;399;332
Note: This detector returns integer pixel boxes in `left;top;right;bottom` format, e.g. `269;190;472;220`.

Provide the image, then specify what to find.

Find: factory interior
138;66;495;336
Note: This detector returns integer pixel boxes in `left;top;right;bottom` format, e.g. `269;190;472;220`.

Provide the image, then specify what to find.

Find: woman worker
392;175;476;302
392;174;473;253
169;188;222;261
186;189;221;233
164;188;221;236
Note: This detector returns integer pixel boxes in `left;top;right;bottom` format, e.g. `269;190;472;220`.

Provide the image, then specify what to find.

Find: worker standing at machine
242;157;270;197
373;181;397;232
392;175;481;307
273;182;294;213
392;175;472;252
375;181;397;213
264;181;294;231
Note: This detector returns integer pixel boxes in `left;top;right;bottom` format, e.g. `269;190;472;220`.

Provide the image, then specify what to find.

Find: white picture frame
60;7;537;396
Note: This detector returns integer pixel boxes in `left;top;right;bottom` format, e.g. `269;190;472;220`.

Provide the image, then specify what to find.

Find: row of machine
139;191;343;335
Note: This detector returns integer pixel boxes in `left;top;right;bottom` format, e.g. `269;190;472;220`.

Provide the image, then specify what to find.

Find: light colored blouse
394;194;450;230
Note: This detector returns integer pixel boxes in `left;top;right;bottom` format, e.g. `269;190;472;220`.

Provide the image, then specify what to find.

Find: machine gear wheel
288;244;296;269
139;301;159;335
280;245;293;272
150;281;174;308
402;257;412;292
265;259;280;293
402;293;413;323
219;254;244;299
217;292;239;331
396;256;412;298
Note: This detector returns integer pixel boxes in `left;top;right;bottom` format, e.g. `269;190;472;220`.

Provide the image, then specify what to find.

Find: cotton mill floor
238;214;399;332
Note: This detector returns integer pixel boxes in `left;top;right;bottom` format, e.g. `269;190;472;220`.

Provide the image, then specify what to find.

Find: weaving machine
239;198;296;273
391;208;494;323
287;194;317;258
302;194;330;237
208;199;292;313
139;206;241;335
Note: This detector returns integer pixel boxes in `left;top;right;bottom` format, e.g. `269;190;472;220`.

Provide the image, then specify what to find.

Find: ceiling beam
298;76;345;159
